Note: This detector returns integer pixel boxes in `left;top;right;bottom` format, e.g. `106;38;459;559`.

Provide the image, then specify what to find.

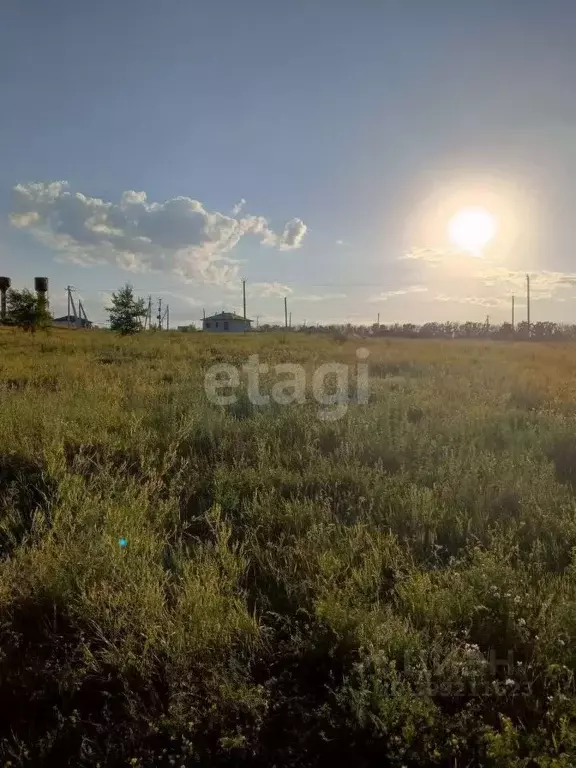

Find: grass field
1;327;575;766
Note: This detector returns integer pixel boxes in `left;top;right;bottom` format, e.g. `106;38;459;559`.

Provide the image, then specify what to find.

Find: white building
203;312;252;332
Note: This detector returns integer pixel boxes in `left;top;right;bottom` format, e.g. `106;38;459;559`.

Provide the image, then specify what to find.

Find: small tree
7;288;51;333
106;284;146;335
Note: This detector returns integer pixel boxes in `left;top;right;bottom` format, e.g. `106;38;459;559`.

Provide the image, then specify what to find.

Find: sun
448;207;496;256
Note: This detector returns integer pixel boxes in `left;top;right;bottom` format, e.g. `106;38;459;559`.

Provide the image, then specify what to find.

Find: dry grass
0;326;575;766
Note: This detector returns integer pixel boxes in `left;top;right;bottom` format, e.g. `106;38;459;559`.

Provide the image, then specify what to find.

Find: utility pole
242;278;247;326
145;295;152;330
67;286;79;328
161;304;170;330
284;296;288;328
289;311;292;328
377;312;380;327
0;277;9;323
157;298;162;330
526;274;531;338
78;300;87;326
67;286;71;328
511;294;515;329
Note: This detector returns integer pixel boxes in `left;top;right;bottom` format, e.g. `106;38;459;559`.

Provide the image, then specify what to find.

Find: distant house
203;312;252;332
53;315;93;329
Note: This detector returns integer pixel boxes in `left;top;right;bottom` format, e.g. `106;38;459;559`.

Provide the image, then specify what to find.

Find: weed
0;328;575;765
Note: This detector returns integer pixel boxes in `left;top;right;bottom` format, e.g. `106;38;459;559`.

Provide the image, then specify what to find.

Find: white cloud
369;285;428;302
254;218;307;251
231;198;246;216
275;218;308;251
10;182;308;285
335;239;345;246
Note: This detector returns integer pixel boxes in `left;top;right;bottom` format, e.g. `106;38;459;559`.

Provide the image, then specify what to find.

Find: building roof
53;315;92;325
204;312;252;322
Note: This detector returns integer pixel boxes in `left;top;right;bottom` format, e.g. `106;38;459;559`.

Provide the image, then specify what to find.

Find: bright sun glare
448;207;496;256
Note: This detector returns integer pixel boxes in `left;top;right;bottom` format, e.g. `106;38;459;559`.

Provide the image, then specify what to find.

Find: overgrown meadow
1;328;576;766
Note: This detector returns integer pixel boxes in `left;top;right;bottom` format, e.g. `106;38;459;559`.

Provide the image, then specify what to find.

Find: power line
526;273;531;337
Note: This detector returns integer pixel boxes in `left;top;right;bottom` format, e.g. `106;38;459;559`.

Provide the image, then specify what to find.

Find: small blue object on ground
119;538;128;548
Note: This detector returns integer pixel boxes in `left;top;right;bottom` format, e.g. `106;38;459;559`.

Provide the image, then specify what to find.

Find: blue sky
2;0;576;326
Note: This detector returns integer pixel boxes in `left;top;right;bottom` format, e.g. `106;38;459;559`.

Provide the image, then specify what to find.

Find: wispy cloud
369;285;428;302
245;284;345;301
10;182;308;285
399;247;460;263
249;282;293;298
295;292;347;302
434;294;506;308
231;198;246;216
477;267;576;299
153;291;203;307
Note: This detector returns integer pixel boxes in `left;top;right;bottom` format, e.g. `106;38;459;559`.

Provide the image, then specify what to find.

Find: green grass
0;327;575;766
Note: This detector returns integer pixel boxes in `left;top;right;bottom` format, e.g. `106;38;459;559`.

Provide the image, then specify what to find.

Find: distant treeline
253;320;576;340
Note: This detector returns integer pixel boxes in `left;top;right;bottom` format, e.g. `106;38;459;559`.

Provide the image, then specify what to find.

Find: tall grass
0;327;575;766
